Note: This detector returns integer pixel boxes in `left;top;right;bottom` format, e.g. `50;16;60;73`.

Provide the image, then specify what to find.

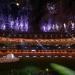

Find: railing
0;49;74;57
0;37;75;45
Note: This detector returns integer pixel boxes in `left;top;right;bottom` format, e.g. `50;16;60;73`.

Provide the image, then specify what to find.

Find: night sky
0;0;75;16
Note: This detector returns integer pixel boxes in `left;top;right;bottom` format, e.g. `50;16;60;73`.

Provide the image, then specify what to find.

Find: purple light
24;20;28;32
20;22;24;31
8;16;29;32
9;21;14;29
1;24;6;30
8;16;14;29
42;25;46;32
47;24;51;31
41;19;53;32
15;18;19;31
40;18;62;32
19;19;24;31
47;3;56;14
0;15;6;30
63;23;66;29
0;15;29;32
41;23;52;32
19;16;29;32
71;22;75;30
52;24;55;30
55;24;59;31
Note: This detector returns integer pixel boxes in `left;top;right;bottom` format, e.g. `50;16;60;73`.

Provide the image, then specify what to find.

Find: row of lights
41;21;75;32
0;16;75;33
1;33;74;38
0;45;72;50
0;37;75;44
18;55;73;58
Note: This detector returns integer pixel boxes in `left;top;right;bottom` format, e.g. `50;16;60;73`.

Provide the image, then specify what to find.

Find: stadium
0;0;75;75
